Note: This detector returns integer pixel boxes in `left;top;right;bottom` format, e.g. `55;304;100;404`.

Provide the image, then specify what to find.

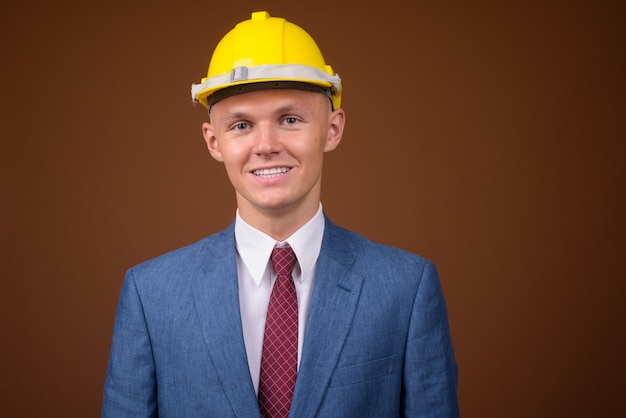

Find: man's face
202;88;345;226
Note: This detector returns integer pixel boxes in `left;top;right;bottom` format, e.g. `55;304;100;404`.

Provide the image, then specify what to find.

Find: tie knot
271;245;296;277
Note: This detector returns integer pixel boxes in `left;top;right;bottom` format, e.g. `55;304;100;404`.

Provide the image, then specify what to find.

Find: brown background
1;0;624;416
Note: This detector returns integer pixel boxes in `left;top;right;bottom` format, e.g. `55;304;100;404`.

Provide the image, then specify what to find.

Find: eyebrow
217;103;311;127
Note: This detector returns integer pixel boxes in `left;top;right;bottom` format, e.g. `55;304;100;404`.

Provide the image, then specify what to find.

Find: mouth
252;167;291;178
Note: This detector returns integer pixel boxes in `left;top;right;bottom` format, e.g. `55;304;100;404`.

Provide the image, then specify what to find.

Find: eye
232;122;249;131
283;116;299;125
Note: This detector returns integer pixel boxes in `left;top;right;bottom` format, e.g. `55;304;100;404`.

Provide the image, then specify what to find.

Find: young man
102;11;459;417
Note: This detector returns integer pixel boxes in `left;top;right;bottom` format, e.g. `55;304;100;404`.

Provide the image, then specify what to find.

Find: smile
252;167;291;178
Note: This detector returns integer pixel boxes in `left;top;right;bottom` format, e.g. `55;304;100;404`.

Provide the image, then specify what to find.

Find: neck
237;201;320;242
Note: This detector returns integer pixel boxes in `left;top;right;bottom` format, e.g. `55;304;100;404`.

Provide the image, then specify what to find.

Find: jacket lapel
190;225;261;417
290;219;364;417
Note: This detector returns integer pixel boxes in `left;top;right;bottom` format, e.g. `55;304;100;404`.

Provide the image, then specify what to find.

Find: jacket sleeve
102;268;158;417
402;261;460;417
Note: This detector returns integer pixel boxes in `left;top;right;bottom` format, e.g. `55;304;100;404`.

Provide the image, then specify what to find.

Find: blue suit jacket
102;217;459;417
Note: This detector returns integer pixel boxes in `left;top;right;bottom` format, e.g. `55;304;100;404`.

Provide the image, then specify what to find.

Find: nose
253;123;281;155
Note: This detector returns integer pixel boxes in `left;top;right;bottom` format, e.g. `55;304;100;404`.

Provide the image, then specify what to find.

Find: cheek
221;153;244;172
309;139;329;163
220;147;252;180
218;141;245;163
294;134;326;156
298;148;326;175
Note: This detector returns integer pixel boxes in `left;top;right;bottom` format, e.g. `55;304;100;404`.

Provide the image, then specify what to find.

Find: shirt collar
235;204;325;286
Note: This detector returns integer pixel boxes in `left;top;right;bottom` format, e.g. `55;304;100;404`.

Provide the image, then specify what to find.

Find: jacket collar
191;224;262;417
290;216;364;416
191;217;364;417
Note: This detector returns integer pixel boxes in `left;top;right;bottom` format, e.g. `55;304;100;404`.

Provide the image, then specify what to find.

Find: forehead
210;88;329;118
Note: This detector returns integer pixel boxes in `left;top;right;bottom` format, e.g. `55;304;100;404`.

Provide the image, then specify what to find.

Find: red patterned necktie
258;245;298;418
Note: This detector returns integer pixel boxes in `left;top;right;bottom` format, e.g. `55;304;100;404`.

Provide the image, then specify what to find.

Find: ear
202;122;224;162
324;108;345;152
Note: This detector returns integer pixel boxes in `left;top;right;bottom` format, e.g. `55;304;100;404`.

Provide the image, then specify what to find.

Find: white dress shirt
234;204;325;394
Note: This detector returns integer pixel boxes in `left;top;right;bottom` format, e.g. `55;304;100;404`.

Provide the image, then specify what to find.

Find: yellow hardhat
191;11;342;110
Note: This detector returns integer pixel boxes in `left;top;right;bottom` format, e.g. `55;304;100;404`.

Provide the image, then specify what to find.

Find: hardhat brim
191;63;341;109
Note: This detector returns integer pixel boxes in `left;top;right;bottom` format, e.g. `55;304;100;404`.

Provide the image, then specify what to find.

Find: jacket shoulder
128;224;235;283
322;220;446;331
325;220;433;274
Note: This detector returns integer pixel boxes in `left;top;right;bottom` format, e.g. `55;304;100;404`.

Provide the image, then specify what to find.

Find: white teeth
253;167;290;178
